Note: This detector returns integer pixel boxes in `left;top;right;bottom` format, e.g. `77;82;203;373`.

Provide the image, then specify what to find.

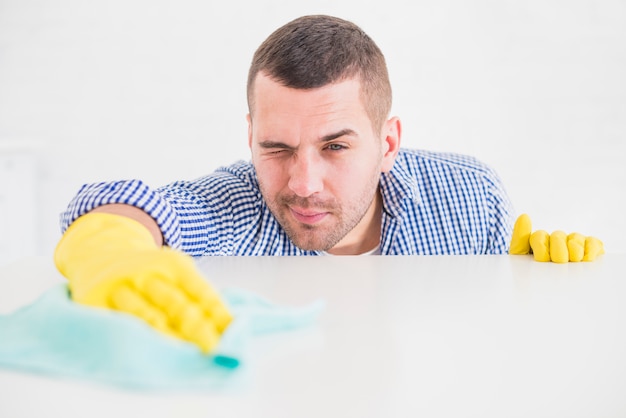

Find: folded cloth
0;284;324;391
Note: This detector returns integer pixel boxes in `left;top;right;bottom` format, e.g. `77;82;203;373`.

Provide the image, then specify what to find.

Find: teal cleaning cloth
0;284;323;390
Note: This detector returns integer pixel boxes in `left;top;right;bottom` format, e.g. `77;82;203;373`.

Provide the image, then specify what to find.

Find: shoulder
197;160;258;188
162;160;261;200
395;148;498;178
216;160;258;180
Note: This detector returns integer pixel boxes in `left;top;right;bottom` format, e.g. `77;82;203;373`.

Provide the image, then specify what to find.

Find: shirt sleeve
59;163;261;257
59;180;184;249
483;168;515;254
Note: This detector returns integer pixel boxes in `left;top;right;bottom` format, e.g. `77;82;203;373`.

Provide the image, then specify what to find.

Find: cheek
329;161;374;195
255;161;287;193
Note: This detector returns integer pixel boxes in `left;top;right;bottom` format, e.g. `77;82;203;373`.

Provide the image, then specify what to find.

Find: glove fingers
176;272;233;333
567;233;585;262
509;214;532;255
109;283;175;336
549;231;568;263
529;230;551;262
509;213;604;263
142;277;221;353
583;237;604;261
159;249;233;333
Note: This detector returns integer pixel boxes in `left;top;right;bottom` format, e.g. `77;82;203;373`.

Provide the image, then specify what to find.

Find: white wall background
1;0;625;264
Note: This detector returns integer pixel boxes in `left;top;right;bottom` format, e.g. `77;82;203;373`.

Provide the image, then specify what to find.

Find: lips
289;207;329;225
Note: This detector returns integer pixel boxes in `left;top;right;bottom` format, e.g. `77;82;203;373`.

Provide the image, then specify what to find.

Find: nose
287;153;324;197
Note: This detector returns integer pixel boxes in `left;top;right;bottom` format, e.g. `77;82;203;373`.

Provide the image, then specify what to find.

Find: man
54;15;514;352
60;15;514;256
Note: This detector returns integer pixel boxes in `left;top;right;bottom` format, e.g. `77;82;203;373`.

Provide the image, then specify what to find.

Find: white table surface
1;254;625;418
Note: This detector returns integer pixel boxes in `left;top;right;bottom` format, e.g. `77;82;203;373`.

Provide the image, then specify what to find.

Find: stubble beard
259;175;381;252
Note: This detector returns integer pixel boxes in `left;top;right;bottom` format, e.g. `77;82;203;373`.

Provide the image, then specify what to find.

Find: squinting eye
266;149;287;156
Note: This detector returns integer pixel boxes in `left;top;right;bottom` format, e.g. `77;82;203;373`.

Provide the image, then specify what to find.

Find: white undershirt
319;244;381;256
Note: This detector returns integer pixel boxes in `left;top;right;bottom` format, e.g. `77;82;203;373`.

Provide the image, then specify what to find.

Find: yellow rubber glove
509;213;532;255
528;230;551;262
54;212;232;353
509;213;604;263
567;232;586;262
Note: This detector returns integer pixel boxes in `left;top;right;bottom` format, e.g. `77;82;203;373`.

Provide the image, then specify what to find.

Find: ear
380;116;401;173
246;113;253;149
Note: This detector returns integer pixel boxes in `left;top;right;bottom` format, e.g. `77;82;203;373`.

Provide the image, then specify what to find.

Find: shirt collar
379;159;421;218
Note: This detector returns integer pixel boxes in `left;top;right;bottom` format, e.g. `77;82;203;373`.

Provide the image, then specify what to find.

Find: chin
291;238;328;252
279;213;345;252
289;231;337;252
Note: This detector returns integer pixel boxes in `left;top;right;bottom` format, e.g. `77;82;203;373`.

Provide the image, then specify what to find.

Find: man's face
248;73;399;253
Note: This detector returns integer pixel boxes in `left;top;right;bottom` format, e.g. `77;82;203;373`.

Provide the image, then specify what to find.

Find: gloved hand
54;212;232;353
509;213;604;263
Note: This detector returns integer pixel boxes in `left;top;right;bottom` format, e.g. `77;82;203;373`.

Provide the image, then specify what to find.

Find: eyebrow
257;140;295;151
320;128;357;142
257;129;357;150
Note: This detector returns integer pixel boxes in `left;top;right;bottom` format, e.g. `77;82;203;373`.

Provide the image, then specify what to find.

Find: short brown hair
247;15;392;132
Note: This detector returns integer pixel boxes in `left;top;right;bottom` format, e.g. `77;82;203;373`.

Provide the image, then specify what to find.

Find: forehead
250;73;367;121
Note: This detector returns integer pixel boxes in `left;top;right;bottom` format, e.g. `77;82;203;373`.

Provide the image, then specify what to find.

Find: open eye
326;143;346;151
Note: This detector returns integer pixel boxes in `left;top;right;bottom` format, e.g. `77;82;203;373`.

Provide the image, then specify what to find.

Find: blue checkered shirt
60;149;515;255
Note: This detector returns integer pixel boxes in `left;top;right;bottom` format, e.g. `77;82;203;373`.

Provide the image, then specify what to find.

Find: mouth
289;207;329;225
